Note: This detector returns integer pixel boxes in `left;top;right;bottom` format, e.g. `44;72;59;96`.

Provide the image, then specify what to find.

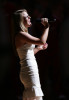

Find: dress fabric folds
16;44;44;98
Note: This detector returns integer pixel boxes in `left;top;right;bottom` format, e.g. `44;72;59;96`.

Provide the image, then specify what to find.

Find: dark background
0;0;69;100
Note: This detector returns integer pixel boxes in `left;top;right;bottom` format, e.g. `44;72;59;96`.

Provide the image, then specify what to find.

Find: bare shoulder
15;31;27;42
15;33;25;48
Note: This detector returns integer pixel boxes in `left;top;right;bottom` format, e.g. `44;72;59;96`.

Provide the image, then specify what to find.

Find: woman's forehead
21;11;28;17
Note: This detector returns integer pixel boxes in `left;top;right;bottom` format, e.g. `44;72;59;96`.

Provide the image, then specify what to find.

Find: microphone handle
48;18;56;22
35;18;56;23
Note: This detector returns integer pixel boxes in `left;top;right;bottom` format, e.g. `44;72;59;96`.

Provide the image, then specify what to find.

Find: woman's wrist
36;45;43;51
36;46;41;51
44;23;50;29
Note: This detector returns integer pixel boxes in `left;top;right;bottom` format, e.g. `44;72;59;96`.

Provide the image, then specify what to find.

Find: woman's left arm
33;47;40;55
34;43;48;55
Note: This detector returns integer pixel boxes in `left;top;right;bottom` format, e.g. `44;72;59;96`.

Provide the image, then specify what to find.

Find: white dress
16;44;44;99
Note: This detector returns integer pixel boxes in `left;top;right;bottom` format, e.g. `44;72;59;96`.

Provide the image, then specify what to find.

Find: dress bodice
16;44;35;63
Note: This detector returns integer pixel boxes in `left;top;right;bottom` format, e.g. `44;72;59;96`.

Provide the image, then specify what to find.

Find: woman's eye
24;16;28;18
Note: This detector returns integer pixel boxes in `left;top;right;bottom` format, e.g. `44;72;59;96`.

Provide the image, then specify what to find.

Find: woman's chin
29;23;32;27
30;23;32;26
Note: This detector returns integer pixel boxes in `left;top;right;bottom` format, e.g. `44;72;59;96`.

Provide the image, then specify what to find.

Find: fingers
43;43;48;49
44;18;48;22
41;18;49;28
37;45;43;50
37;43;48;51
41;18;48;23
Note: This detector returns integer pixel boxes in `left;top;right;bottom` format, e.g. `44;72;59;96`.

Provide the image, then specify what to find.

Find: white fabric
23;96;43;100
17;44;44;98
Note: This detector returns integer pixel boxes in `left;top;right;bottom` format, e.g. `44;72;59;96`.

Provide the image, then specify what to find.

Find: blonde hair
14;9;28;32
11;9;28;56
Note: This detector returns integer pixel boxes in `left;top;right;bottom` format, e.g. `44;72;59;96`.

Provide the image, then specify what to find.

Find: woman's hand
41;18;49;28
37;43;48;51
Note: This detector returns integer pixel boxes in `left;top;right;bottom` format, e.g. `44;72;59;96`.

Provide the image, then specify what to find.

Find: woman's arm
33;47;40;55
40;27;49;44
34;43;48;55
15;18;49;48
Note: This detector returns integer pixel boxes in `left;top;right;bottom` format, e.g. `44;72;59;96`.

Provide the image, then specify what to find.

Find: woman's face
21;11;32;28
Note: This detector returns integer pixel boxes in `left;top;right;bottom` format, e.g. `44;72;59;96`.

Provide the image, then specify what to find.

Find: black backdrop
0;0;69;100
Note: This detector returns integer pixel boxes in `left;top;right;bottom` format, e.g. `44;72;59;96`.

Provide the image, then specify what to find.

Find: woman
13;9;49;100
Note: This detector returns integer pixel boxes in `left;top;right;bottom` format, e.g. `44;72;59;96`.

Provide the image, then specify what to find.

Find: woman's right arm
15;18;49;46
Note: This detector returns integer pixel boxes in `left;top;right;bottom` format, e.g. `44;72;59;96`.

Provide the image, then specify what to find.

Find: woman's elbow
40;40;46;45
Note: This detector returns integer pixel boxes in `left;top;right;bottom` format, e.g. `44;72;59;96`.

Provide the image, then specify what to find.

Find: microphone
35;18;56;23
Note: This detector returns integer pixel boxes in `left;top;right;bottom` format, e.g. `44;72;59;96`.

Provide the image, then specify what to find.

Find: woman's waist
20;58;38;72
17;49;34;59
19;54;36;64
